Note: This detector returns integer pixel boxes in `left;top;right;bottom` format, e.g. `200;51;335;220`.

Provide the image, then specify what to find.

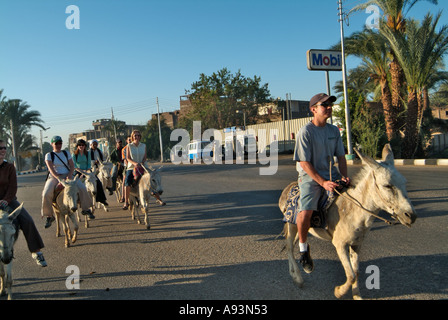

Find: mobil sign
307;49;342;71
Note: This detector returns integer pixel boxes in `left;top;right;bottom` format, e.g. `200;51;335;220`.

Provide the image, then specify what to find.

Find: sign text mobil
307;50;342;71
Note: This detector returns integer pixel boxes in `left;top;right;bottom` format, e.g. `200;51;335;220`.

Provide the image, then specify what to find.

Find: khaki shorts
298;175;323;212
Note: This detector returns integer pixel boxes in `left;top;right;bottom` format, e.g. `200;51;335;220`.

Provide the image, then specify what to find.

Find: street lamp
236;110;246;129
39;127;50;167
338;0;353;156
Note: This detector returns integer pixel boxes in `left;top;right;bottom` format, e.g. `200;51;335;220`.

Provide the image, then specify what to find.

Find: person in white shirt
123;130;146;210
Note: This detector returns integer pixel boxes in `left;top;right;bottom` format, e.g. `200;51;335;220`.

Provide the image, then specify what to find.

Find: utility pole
111;107;117;141
325;71;333;124
10;120;18;170
338;0;353;156
156;97;164;162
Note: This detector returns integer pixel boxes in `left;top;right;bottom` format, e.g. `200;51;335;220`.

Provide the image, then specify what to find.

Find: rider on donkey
293;93;351;273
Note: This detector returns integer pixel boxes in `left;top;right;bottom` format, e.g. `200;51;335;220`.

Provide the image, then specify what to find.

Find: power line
41;96;178;128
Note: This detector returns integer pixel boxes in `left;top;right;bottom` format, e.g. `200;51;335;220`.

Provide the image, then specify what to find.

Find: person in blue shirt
72;139;108;207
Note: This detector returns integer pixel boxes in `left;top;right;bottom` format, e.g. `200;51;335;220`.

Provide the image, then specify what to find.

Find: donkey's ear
8;203;23;221
381;143;394;166
354;147;381;170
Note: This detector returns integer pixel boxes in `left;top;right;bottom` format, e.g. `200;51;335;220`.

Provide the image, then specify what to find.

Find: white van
187;140;213;162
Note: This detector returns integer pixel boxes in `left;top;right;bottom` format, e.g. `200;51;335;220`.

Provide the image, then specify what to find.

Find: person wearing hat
41;136;95;228
292;93;350;273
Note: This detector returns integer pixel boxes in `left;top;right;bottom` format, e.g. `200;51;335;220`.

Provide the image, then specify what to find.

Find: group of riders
2;92;350;279
0;129;165;269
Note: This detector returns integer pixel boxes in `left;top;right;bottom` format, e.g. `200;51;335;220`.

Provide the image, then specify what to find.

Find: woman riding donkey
123;130;165;210
72;139;108;208
41;136;95;229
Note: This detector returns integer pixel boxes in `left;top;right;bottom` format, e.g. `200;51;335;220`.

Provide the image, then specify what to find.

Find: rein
334;188;396;225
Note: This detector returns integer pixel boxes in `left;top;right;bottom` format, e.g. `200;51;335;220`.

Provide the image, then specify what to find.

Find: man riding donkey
292;93;351;273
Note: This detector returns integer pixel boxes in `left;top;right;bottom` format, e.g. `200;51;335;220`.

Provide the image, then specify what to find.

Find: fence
431;132;448;154
213;117;313;153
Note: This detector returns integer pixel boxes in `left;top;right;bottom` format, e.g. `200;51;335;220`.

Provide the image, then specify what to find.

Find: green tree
0;96;46;169
141;118;173;161
334;90;387;158
181;68;271;132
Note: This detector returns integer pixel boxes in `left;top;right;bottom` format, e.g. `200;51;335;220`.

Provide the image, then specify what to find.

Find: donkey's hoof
334;285;348;299
146;224;151;230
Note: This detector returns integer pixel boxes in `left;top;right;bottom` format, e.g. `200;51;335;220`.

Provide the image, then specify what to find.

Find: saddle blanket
282;184;335;229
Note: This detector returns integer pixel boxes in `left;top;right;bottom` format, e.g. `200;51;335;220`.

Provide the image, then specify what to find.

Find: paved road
7;155;448;301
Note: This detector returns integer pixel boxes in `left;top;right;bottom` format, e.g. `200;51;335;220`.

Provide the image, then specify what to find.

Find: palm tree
382;12;448;158
334;29;397;140
353;0;438;140
0;98;46;169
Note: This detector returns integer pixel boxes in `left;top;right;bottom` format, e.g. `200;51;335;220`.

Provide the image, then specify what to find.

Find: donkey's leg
69;213;79;244
131;197;141;224
63;215;71;248
76;210;82;222
55;210;61;237
333;240;356;299
141;194;151;229
142;206;150;229
85;212;89;228
0;263;5;297
5;263;13;300
349;245;362;300
285;223;304;287
101;203;109;212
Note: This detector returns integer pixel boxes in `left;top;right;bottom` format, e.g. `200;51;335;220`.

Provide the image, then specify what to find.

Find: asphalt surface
6;155;448;302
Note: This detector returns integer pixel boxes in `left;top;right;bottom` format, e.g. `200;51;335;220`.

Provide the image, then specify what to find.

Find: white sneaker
32;252;48;267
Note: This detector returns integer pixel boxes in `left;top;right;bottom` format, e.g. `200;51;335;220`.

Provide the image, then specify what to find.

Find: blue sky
1;0;447;144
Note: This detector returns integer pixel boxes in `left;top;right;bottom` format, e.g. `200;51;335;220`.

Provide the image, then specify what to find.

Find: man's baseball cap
51;136;62;143
309;93;336;108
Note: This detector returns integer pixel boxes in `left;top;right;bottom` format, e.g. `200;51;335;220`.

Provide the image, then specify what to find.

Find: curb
17;170;39;175
347;159;448;166
17;169;47;175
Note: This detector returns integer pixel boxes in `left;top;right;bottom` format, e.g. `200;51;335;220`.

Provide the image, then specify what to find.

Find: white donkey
53;177;80;248
0;204;23;300
278;144;417;299
129;165;163;229
75;170;97;228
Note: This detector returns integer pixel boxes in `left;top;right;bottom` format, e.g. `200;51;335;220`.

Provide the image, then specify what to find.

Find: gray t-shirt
293;121;345;180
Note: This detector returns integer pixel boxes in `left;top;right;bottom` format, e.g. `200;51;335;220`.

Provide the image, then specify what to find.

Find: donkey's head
354;144;417;227
98;162;112;180
83;172;97;196
60;177;80;213
0;204;23;264
142;165;163;196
